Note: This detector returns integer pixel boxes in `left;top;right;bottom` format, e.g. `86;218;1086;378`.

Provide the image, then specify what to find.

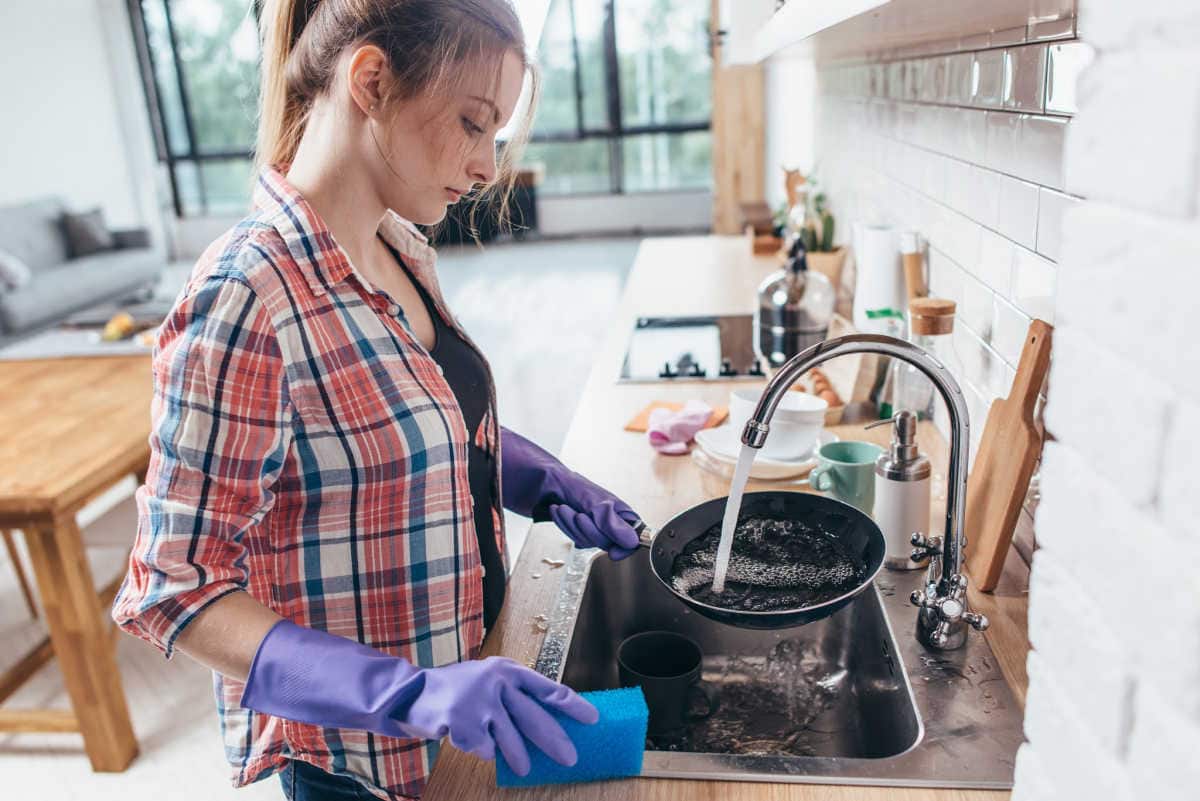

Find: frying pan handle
631;518;655;549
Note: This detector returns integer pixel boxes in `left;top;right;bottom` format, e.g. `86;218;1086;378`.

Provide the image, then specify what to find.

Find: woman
111;2;641;799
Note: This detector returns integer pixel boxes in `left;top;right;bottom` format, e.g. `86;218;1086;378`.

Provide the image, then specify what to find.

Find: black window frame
127;0;261;218
530;0;713;195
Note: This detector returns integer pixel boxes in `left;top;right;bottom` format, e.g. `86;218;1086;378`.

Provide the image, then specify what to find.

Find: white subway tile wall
1016;2;1200;797
1011;247;1057;323
1005;46;1048;112
1045;42;1094;114
817;36;1083;410
1032;188;1076;261
996;175;1041;248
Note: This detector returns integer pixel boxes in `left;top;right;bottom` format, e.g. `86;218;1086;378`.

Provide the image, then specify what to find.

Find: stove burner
620;315;761;383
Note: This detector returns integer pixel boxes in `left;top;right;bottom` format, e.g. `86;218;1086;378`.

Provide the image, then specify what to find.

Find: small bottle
895;298;963;421
869;411;931;570
865;307;906;418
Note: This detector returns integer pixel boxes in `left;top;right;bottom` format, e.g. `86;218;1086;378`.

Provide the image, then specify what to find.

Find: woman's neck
285;106;387;281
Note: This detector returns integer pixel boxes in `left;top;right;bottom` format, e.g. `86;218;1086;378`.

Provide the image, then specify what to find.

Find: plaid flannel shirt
112;165;507;800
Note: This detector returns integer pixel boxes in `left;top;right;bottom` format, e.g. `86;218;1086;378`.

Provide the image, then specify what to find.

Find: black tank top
387;246;506;631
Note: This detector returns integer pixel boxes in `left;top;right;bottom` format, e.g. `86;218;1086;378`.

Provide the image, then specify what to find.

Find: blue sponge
496;687;648;788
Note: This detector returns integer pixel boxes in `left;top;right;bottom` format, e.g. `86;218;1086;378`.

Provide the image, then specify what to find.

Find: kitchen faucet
742;333;989;650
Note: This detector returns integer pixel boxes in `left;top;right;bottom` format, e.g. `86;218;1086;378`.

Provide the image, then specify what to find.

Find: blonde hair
256;0;538;235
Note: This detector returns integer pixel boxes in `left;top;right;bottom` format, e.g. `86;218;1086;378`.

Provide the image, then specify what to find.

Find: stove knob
659;361;678;378
719;358;737;377
748;358;765;377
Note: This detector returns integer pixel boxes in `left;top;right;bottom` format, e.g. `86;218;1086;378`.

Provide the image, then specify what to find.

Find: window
129;0;260;216
525;0;713;195
130;0;713;215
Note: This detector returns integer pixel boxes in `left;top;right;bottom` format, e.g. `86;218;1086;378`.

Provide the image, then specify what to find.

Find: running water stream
710;443;757;594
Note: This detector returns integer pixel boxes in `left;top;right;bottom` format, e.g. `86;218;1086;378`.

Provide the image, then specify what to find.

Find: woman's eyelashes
461;116;486;136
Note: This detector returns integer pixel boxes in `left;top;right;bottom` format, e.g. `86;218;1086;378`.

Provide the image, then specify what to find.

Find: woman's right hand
399;656;598;774
240;620;597;776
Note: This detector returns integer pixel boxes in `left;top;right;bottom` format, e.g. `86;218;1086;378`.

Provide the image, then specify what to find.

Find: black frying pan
631;491;885;629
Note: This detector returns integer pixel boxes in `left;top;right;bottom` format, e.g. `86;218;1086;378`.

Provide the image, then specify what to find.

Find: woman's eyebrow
469;95;501;124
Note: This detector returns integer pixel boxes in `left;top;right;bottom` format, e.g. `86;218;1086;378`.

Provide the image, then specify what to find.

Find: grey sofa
0;197;161;336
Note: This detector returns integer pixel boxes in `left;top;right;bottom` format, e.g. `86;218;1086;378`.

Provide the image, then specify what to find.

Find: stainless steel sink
534;547;1024;788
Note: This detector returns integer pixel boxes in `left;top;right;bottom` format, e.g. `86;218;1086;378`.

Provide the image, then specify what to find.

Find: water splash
647;640;843;757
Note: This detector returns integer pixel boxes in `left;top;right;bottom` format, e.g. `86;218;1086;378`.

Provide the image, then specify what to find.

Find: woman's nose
468;146;497;186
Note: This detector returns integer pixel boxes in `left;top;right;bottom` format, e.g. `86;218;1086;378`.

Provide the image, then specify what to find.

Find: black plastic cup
617;630;715;738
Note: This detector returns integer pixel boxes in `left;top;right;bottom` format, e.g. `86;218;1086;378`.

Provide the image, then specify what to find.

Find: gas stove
618;315;764;382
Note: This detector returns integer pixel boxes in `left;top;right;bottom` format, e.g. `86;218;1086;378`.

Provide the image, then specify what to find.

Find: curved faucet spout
740;333;985;650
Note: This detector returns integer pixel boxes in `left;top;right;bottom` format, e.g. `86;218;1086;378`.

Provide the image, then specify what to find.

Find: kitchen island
422;236;1030;801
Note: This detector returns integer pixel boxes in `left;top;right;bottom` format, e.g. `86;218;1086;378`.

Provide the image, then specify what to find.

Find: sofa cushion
0;248;161;334
68;248;162;285
0;248;33;290
62;208;115;258
0;197;70;272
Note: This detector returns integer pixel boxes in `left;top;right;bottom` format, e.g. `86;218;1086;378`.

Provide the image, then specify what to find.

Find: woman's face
367;49;526;226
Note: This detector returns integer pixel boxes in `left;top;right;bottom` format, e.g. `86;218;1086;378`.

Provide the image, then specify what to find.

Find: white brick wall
1016;1;1200;797
1065;51;1200;217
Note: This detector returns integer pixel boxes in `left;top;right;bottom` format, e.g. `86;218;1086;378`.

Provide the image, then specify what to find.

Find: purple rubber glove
241;620;598;776
500;426;641;560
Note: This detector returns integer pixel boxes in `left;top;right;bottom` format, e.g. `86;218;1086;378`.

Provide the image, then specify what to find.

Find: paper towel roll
852;223;905;333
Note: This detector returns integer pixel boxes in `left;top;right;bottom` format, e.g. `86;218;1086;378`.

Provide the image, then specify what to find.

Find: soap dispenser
867;411;931;570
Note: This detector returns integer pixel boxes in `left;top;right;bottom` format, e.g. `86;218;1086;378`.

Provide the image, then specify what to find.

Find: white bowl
728;388;828;461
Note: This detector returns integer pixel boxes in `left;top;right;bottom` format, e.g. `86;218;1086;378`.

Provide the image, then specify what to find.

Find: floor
0;234;640;799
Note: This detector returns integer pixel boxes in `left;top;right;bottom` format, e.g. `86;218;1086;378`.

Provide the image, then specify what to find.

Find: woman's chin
387;200;447;227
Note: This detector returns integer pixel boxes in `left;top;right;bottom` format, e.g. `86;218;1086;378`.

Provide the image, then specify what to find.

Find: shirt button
436;364;445;376
386;303;401;317
481;565;487;577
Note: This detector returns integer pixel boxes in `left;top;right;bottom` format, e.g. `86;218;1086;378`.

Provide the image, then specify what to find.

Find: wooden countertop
422;236;1029;801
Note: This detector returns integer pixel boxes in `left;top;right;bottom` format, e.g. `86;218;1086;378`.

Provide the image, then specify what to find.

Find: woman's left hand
547;496;641;561
500;427;641;560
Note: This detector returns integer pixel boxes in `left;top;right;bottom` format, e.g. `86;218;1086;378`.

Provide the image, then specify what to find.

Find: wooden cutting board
965;319;1053;591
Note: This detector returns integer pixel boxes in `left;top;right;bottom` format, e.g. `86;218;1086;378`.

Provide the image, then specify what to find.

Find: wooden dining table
0;354;152;771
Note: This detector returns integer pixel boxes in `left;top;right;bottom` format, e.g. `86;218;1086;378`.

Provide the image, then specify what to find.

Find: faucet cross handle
910;574;990;647
910;532;942;563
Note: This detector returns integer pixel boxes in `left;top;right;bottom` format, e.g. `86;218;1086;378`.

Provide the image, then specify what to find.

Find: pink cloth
647;399;714;455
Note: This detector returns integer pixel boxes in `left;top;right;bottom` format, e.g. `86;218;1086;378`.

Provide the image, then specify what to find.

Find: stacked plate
692;425;838;481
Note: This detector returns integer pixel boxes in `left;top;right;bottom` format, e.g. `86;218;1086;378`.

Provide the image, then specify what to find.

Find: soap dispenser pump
867;410;932;570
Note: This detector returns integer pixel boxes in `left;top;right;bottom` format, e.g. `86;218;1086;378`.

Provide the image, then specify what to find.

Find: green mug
807;441;883;515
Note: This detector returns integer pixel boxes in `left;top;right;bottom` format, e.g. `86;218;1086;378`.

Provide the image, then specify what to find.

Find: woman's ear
346;44;388;117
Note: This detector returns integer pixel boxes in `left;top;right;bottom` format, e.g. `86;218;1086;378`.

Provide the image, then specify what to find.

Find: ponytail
255;0;320;172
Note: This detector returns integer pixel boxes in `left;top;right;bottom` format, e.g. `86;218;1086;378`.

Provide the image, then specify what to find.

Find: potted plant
790;175;846;292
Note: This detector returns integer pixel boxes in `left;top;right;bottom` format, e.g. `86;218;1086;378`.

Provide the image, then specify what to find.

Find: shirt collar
252;164;439;298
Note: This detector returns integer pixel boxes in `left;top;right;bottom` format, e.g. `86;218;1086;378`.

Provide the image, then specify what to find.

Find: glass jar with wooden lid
895;298;965;420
